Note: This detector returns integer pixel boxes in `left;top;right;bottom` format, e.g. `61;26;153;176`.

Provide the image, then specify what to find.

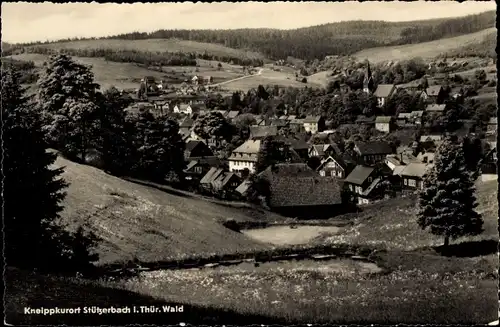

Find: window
349;184;353;191
408;179;416;187
422;157;428;163
194;166;202;174
337;171;343;178
404;179;408;185
330;171;335;177
367;177;372;183
320;171;325;176
356;186;362;194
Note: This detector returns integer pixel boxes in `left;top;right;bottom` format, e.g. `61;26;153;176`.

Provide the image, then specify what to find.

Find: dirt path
210;68;264;87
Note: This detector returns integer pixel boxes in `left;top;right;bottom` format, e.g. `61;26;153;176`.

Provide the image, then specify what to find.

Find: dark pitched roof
185;140;203;152
425;104;446;112
200;167;224;184
259;163;317;180
375;116;392;123
267;176;342;208
303;116;322;123
374;84;395;98
355;115;376;124
235;180;251;195
273;135;309;151
344;165;375;185
213;172;239;189
355;141;393;156
249;126;278;139
398;163;433;178
317;154;357;172
426;85;443;96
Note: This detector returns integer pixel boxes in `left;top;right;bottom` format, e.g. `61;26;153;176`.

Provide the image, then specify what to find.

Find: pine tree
417;137;483;247
95;87;134;175
130;109;186;182
37;53;100;162
2;68;99;272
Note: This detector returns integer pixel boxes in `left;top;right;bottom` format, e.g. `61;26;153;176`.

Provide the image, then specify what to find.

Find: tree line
3;53;196;275
24;45;264;67
1;57;38;83
11;11;494;61
396;10;496;45
104;11;495;60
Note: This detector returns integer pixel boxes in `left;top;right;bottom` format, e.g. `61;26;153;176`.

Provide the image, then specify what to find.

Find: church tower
363;61;374;94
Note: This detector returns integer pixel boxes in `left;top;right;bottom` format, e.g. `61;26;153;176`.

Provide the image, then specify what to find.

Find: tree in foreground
417;137;483;247
37;53;100;162
3;68;99;273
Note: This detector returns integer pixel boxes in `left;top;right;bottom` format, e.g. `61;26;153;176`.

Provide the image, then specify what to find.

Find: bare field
353;28;497;64
51;155;287;265
242;226;342;246
220;68;321;92
10;53;245;89
11;53;166;90
307;71;335;88
35;38;266;60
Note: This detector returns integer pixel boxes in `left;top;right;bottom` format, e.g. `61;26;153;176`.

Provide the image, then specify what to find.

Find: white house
375;116;393;133
228;140;261;174
173;104;193;115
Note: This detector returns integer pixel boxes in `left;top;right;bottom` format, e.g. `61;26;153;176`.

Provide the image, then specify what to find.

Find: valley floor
5;154;499;324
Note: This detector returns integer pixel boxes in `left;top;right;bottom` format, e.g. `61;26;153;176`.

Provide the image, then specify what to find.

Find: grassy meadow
30;38;267;60
353;27;496;64
5;151;498;324
52;155;291;265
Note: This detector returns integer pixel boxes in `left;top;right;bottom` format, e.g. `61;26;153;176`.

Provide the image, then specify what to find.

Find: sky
2;1;496;43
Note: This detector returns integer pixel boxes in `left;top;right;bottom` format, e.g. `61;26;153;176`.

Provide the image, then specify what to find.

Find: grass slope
53;154;283;265
323;180;498;250
31;38;266;60
10;53;167;90
4;267;286;325
112;180;498;324
353;28;497;64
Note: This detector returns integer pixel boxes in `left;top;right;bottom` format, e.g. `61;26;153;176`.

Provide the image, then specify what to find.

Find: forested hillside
99;11;494;60
5;11;494;62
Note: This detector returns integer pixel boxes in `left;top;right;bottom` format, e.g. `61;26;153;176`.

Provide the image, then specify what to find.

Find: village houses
487;117;497;135
353;141;393;166
228;139;261;174
343;165;385;205
316;154;356;179
373;84;396;107
425;85;446;104
308;143;340;159
395;163;433;190
257;163;343;218
302;116;325;134
374;116;394;133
